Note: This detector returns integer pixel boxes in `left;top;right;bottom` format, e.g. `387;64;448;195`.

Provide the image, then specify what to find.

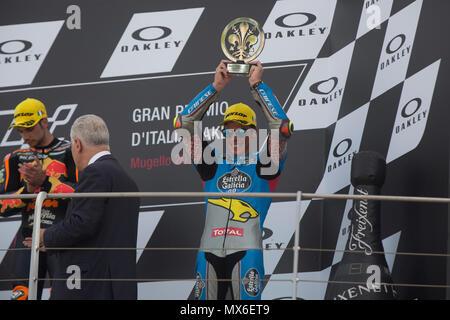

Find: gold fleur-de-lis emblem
221;18;265;63
227;22;259;60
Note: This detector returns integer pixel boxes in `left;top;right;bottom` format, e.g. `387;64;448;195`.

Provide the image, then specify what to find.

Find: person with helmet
0;98;77;300
173;60;293;300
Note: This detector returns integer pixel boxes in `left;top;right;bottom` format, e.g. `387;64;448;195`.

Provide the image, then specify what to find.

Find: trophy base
226;62;250;76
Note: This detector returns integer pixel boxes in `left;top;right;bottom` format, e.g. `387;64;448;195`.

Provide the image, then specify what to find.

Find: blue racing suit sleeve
172;83;219;167
250;81;294;160
251;81;288;124
174;84;218;134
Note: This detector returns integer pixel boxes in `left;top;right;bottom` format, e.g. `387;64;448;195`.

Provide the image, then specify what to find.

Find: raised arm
173;60;233;165
174;60;232;134
249;61;294;160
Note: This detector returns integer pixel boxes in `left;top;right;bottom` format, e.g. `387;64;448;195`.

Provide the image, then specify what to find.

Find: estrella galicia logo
217;168;251;192
242;268;260;297
193;272;205;300
101;8;204;78
0;21;64;88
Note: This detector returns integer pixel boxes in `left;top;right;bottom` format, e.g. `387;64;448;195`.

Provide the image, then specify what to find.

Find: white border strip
0;63;306;94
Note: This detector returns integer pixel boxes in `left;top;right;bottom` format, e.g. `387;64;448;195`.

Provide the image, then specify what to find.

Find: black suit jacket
44;154;140;300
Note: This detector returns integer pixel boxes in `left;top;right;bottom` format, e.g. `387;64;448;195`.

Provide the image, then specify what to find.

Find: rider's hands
248;61;263;87
212;60;234;92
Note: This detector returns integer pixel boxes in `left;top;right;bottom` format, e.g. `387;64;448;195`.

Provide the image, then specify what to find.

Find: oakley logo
386;34;406;54
259;0;334;63
309;77;339;95
333;138;352;158
101;8;204;77
0;40;33;55
274;12;317;28
0;21;64;87
262;227;273;240
371;0;422;99
401;98;421;118
387;60;440;163
131;26;172;41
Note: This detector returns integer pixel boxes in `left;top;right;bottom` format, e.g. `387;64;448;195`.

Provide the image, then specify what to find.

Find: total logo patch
211;227;244;238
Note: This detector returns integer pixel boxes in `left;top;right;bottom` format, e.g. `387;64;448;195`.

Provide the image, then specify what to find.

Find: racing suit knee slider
11;285;28;300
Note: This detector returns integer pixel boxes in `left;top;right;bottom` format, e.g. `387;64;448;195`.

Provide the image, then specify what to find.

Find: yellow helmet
220;103;257;127
9;98;47;129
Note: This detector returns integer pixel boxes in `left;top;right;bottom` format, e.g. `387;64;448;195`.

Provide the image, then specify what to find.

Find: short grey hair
70;114;110;147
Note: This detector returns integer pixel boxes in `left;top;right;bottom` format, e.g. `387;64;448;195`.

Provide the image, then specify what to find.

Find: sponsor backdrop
0;0;449;299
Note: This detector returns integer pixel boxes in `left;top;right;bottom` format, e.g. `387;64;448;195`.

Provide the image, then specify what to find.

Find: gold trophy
220;17;265;76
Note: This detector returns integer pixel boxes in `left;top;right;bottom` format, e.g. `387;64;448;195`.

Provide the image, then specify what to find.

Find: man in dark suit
30;114;140;299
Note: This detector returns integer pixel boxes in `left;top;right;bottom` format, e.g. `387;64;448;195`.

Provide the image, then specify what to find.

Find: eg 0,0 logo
0;40;32;55
274;12;317;28
131;26;172;42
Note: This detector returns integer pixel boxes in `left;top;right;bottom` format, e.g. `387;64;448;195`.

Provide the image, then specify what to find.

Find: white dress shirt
87;150;111;167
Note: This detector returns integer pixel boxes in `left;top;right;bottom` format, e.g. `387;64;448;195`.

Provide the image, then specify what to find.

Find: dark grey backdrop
0;0;449;299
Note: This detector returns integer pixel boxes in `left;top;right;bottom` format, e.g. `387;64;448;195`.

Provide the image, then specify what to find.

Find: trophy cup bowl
220;17;265;76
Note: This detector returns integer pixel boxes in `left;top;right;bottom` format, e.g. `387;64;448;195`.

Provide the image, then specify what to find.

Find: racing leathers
174;81;293;300
0;138;77;299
